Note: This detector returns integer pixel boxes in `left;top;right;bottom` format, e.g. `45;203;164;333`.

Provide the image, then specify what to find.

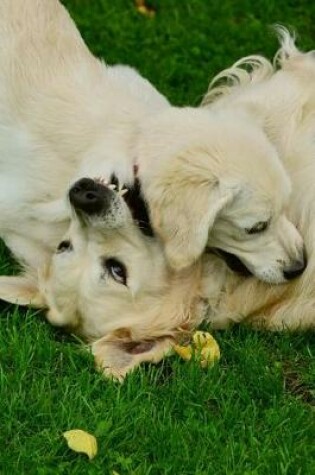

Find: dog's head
3;177;205;380
137;107;306;284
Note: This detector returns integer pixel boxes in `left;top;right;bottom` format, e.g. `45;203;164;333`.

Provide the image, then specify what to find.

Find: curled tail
273;25;300;67
202;26;302;107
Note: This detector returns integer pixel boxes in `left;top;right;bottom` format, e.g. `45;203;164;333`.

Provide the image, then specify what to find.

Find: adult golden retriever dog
0;1;307;379
0;0;202;380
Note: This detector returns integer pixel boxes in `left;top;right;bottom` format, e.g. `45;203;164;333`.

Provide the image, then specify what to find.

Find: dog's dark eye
245;221;269;235
104;258;127;285
56;240;73;253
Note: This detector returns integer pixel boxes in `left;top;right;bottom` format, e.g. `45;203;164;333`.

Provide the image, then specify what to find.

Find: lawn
1;1;315;474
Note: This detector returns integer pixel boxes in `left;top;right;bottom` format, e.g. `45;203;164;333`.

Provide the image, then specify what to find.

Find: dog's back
0;0;169;262
0;0;168;186
0;0;92;256
0;0;94;101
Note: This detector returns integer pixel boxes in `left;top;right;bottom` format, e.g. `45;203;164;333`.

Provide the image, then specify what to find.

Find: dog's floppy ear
0;274;46;307
91;329;173;382
149;180;235;270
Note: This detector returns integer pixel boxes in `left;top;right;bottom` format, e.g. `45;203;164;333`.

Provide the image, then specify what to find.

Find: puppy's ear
0;274;46;307
91;330;173;382
150;180;234;270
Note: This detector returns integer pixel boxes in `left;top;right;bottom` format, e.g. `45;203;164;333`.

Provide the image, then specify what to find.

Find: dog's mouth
69;175;154;237
122;177;154;237
207;248;253;277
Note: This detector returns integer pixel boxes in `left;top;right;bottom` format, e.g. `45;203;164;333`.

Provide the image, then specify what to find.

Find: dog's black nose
283;255;307;280
69;178;112;215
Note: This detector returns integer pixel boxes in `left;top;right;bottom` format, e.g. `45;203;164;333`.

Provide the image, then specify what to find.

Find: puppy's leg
74;142;134;187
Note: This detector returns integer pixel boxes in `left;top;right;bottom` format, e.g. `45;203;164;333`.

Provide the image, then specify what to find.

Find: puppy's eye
245;221;269;235
56;240;73;253
105;258;127;285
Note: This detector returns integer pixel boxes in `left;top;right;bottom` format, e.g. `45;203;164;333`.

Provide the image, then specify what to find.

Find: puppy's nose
69;178;112;215
283;254;307;280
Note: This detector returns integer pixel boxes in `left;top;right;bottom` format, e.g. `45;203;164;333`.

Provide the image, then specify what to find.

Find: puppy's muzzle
209;247;307;281
283;251;307;280
69;178;113;215
207;248;252;277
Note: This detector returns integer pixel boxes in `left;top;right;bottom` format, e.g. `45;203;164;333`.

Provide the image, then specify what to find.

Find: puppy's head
137;107;305;284
9;177;204;379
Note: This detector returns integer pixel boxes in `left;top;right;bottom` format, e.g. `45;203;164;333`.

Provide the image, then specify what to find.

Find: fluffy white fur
199;28;315;331
136;76;305;285
0;0;207;380
137;107;305;283
0;1;311;380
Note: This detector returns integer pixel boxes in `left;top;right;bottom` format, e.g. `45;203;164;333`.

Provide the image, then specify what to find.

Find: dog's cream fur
137;106;304;283
137;42;303;283
199;28;315;331
0;0;207;380
0;1;312;380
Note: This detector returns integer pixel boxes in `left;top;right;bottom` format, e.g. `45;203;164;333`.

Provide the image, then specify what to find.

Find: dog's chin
207;248;253;277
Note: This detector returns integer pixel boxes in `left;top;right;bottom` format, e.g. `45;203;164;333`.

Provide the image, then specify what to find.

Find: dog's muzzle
208;247;307;281
69;178;114;215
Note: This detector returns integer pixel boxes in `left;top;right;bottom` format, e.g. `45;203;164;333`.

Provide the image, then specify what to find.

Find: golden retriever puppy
101;29;315;371
199;29;315;331
136;40;307;284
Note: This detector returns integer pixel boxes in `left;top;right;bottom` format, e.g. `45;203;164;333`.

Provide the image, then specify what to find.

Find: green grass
1;1;315;473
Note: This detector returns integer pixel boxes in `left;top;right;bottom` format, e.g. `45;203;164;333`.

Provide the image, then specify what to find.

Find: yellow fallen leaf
63;429;98;460
193;331;214;348
200;344;220;367
174;331;220;367
173;344;193;360
193;331;220;367
135;0;156;17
